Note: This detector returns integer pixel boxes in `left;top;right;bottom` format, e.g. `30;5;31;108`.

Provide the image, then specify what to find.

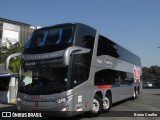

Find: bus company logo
133;66;140;80
25;53;59;60
32;96;42;101
97;57;113;66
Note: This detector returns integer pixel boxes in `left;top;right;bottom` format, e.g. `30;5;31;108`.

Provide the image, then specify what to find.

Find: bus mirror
5;53;22;70
64;46;90;65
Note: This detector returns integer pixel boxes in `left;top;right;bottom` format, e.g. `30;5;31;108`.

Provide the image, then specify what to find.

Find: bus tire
103;93;112;112
90;95;103;116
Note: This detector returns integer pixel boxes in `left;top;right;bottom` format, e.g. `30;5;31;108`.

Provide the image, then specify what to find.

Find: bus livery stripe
97;85;112;89
97;84;132;89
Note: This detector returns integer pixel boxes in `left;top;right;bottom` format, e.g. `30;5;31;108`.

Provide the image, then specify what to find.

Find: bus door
72;63;87;112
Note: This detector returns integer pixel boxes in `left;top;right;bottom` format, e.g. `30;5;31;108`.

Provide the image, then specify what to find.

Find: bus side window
97;35;119;58
94;69;134;86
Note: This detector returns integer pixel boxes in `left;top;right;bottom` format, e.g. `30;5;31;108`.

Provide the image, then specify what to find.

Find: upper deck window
75;24;96;50
97;35;141;66
24;25;75;54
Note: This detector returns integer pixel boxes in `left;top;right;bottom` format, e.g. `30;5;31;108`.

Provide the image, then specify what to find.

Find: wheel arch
105;89;112;99
94;91;103;99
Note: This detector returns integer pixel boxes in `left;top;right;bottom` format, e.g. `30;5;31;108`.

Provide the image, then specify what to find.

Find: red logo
134;66;140;80
32;96;42;101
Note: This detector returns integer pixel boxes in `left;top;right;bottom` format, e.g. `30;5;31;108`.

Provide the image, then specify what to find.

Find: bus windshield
19;62;70;95
23;25;75;54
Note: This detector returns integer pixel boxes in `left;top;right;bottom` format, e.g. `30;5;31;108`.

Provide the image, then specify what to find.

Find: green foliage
0;40;23;73
9;58;21;73
142;66;160;80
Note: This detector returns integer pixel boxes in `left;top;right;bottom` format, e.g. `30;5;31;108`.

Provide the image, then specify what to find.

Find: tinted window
94;69;134;86
75;24;96;50
44;27;73;45
23;25;75;54
97;36;119;58
97;35;141;66
71;53;90;81
44;28;62;45
20;63;70;95
71;24;96;80
72;63;87;87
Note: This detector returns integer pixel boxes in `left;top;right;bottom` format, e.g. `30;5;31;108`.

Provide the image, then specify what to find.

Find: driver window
73;63;86;86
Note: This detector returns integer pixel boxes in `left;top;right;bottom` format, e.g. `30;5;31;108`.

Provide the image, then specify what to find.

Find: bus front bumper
17;102;80;117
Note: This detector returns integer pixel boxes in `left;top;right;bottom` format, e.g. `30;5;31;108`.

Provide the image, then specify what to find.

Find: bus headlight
56;97;67;104
60;106;69;111
17;97;23;103
55;95;73;104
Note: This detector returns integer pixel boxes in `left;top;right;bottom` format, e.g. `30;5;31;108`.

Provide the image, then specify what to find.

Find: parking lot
0;89;160;120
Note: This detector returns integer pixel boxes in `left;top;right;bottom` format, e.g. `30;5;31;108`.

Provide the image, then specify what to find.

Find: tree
142;66;160;80
0;40;23;73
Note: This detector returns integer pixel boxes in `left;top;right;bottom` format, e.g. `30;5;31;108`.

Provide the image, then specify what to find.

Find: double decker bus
16;23;142;117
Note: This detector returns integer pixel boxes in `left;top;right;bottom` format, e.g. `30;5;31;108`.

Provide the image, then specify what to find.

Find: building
0;17;39;45
0;18;40;104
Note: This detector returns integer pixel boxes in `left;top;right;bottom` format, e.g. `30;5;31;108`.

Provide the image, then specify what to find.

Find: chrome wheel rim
136;90;138;95
103;97;110;109
133;90;136;98
92;99;100;112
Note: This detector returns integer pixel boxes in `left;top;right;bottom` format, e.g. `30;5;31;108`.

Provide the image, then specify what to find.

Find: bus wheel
90;95;103;116
103;94;112;112
132;88;138;100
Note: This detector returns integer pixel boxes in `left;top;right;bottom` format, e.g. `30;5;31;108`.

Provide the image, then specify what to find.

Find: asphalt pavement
0;89;160;120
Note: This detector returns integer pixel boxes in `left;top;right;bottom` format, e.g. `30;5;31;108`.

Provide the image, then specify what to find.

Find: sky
0;0;160;67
